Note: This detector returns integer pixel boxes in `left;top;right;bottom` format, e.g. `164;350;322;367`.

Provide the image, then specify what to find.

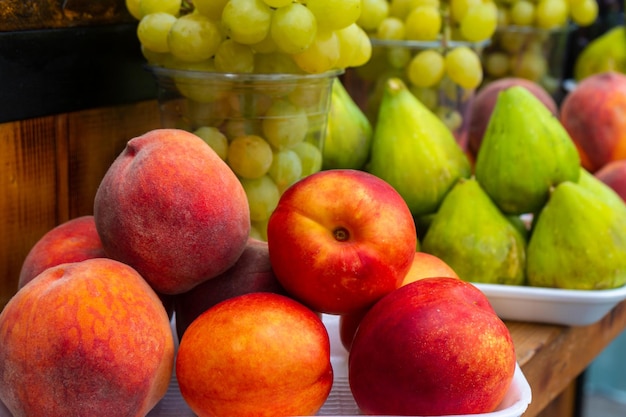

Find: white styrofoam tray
473;282;626;326
0;314;532;417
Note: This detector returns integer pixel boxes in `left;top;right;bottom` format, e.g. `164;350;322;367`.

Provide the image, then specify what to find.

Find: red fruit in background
267;169;417;315
468;78;558;158
94;128;250;295
174;238;286;339
560;71;626;173
595;160;626;202
349;277;516;416
18;215;107;288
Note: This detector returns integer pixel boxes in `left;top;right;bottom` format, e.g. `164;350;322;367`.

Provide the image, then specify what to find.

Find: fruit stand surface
508;298;626;416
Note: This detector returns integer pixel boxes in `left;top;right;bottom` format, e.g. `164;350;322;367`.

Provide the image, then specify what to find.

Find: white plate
473;282;626;326
0;315;532;417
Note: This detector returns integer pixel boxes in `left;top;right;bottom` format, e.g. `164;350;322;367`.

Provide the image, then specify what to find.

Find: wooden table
509;299;626;416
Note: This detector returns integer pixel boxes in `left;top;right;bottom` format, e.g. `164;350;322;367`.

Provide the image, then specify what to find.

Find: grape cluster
127;0;372;74
482;0;599;91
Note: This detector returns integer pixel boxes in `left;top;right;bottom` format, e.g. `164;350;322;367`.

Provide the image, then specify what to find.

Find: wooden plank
0;100;160;310
0;118;62;308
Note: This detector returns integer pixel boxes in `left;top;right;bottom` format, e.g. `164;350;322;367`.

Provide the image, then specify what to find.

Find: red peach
94;128;250;295
560;71;626;172
18;215;106;288
595;159;626;202
0;258;175;417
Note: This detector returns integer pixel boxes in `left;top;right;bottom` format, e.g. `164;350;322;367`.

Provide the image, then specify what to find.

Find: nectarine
0;258;175;417
594;160;626;202
267;169;417;315
174;237;286;338
176;292;333;417
349;277;516;415
94;128;250;295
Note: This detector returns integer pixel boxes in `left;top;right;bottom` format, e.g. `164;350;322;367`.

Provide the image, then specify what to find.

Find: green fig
527;181;626;289
474;85;580;215
421;178;526;285
322;79;373;170
367;78;471;217
577;167;626;217
574;26;626;81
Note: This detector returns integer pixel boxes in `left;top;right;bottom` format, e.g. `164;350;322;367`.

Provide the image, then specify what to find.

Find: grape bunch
481;0;599;91
127;0;372;75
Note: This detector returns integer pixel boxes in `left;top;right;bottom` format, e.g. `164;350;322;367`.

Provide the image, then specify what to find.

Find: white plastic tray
473;282;626;326
0;315;532;417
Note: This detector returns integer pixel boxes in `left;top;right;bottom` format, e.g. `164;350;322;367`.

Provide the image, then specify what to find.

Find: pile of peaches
0;129;517;417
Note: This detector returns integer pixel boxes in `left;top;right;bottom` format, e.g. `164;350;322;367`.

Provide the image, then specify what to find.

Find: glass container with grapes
343;0;494;149
127;0;372;239
481;0;599;97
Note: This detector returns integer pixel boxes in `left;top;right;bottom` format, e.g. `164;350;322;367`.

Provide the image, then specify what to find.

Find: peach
468;78;558;158
349;277;516;415
176;292;333;417
560;71;626;172
93;128;250;295
339;251;459;352
595;159;626;202
267;169;417;315
174;237;286;338
18;215;107;288
0;258;175;417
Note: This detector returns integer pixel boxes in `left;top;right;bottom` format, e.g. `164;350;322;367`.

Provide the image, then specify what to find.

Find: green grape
240;175;280;222
449;0;481;23
214;39;255;73
193;126;229;160
254;52;304;74
510;51;547;82
263;0;292;6
139;0;181;16
498;30;526;53
444;46;483;89
305;0;362;31
569;0;598;26
270;3;318;54
376;17;406;40
227;135;274;179
292;141;322;177
409;85;439;110
227;91;273;119
335;23;372;68
407;49;445;88
168;14;222;62
268;149;303;192
193;0;229;19
141;46;176;66
224;119;263;140
484;51;511;77
386;46;412;69
288;82;326;110
262;99;309;149
389;0;421;20
169;58;217;71
436;107;463;132
126;0;142;20
509;0;536;26
251;34;279;54
358;0;390;32
404;6;442;41
460;2;498;42
222;0;272;45
497;7;510;27
292;30;341;73
137;13;177;53
535;0;568;29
